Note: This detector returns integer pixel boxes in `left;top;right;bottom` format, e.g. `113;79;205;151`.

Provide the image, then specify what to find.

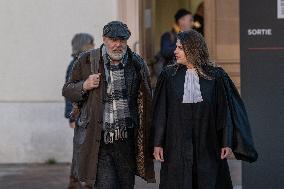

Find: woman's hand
221;147;232;159
153;147;164;162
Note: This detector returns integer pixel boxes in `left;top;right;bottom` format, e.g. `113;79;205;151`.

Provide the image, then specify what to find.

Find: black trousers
94;130;136;189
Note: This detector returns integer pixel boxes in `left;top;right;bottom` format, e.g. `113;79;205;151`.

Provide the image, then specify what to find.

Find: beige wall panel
117;0;140;53
0;0;118;102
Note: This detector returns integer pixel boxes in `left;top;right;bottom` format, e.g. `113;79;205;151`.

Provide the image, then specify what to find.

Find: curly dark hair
177;30;216;79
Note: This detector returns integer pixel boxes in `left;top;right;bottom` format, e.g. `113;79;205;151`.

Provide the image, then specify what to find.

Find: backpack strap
89;48;101;74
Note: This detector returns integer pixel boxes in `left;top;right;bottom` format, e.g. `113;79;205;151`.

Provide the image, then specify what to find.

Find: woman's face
174;40;188;65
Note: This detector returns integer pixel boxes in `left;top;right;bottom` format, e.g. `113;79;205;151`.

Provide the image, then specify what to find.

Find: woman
65;33;94;129
65;33;94;189
152;30;258;189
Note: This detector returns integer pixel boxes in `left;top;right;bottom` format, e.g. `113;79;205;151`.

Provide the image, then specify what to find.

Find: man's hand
153;147;164;162
221;147;232;159
83;73;101;91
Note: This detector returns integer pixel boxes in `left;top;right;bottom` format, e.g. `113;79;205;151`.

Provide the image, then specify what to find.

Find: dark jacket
160;31;177;65
64;57;76;122
62;46;155;184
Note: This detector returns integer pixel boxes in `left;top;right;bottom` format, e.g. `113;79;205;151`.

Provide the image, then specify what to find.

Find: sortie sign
240;0;284;188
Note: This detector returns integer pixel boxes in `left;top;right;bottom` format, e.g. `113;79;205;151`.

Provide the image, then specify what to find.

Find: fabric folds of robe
215;67;258;163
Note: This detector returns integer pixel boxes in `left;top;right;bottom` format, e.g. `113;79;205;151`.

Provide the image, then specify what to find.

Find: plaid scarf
102;46;132;143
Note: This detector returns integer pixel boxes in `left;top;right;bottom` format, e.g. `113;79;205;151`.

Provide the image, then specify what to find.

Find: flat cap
103;21;131;40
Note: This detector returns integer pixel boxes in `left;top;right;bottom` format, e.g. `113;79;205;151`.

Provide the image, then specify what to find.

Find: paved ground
0;160;241;189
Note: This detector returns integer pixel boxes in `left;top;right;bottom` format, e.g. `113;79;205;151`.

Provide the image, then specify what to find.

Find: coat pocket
76;113;89;128
76;103;89;128
74;105;89;145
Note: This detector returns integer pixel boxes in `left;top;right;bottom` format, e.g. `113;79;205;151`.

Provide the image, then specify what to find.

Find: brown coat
62;47;155;184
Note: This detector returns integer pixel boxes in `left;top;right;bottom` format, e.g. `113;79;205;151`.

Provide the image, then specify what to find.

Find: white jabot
182;69;203;103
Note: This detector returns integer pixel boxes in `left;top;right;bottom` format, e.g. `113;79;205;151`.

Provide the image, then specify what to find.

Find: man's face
178;14;194;31
103;37;127;61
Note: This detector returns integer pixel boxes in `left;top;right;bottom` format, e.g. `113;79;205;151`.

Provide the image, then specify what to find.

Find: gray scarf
102;46;131;144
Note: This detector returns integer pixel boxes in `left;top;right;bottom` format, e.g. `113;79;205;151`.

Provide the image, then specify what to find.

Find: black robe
152;65;258;189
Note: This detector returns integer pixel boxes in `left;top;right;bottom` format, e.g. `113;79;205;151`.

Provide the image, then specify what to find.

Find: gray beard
106;48;127;61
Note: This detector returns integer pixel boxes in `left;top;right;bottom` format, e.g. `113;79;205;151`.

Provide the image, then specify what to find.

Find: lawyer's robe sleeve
216;68;258;163
216;73;234;149
152;70;168;148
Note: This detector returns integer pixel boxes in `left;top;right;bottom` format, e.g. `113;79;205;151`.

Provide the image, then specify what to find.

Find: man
160;8;194;66
62;21;155;189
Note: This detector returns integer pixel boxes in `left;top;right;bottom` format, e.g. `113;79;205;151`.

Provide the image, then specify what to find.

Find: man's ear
103;36;107;43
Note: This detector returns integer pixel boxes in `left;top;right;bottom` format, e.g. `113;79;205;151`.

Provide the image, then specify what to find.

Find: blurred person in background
65;33;94;189
193;2;204;35
65;33;94;128
159;8;194;66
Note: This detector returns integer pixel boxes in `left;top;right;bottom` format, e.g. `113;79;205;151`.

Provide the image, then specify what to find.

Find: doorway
153;0;203;55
